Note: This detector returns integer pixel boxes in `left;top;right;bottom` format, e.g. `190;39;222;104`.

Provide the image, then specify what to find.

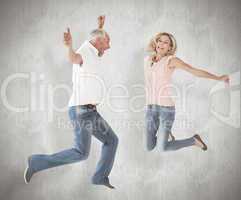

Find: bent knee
108;134;119;146
112;135;119;147
161;142;171;152
82;152;89;160
74;148;89;160
147;143;156;151
147;146;155;152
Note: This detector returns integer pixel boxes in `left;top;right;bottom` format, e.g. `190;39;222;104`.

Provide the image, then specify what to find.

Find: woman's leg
160;109;195;151
145;106;160;151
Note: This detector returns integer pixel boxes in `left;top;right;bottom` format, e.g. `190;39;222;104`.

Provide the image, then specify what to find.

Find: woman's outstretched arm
169;57;230;83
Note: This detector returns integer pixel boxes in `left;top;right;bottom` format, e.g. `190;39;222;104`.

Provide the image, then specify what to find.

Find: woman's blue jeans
145;104;195;151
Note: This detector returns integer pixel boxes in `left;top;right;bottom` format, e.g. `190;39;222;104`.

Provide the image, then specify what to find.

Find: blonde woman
144;32;229;152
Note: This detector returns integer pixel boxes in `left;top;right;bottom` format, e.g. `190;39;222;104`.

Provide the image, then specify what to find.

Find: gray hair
89;29;107;40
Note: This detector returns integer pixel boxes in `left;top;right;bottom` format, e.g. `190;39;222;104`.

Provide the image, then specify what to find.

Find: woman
144;32;229;152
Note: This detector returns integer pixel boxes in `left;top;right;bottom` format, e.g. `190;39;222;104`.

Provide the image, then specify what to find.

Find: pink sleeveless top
144;55;175;106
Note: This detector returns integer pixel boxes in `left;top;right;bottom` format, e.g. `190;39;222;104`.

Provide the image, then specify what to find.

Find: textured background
0;0;240;200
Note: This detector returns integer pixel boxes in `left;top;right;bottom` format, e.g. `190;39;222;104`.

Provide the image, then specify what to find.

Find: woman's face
155;35;171;55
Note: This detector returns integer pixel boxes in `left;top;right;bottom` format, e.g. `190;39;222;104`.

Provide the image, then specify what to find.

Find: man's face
97;34;110;55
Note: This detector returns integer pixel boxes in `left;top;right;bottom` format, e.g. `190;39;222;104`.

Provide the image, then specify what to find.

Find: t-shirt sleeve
75;44;89;66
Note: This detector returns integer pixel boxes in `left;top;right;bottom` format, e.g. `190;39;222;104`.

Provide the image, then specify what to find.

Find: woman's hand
148;54;159;66
218;75;230;84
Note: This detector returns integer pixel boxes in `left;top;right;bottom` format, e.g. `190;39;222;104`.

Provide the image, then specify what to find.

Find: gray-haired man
24;16;118;189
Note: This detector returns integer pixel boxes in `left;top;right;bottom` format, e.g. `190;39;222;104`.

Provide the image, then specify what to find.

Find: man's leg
24;106;93;183
30;132;91;172
91;112;118;188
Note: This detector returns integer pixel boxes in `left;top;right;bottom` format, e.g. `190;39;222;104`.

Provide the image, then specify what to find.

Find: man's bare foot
104;182;115;189
92;177;115;189
193;134;207;151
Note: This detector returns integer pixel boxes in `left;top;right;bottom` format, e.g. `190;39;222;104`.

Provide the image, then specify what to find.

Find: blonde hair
147;32;177;56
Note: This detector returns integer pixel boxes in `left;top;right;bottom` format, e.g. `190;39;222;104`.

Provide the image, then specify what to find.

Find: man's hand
98;15;105;29
63;27;83;65
63;28;72;48
219;74;230;84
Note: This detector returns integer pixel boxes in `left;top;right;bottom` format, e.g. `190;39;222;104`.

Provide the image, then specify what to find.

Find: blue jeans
29;105;118;185
145;104;195;151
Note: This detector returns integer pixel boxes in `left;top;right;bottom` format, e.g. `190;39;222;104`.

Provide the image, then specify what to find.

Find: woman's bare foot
193;134;207;151
169;133;175;141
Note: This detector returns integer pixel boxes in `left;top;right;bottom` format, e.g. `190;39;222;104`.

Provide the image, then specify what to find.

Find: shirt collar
86;40;99;56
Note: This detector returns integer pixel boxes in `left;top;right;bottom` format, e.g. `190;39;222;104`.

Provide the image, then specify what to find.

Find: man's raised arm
98;15;105;29
63;28;83;65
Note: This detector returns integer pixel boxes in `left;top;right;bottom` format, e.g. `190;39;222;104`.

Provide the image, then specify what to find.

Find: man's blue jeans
29;105;119;185
145;104;195;151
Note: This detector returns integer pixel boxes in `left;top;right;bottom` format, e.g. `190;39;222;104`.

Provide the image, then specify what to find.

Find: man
24;16;118;189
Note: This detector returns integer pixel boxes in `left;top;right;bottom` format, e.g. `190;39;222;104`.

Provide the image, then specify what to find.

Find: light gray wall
0;0;240;200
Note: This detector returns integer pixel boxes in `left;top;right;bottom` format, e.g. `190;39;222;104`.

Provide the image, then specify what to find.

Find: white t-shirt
68;40;105;107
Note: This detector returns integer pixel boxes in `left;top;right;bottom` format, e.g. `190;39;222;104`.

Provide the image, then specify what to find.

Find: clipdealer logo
208;71;240;128
0;72;106;123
